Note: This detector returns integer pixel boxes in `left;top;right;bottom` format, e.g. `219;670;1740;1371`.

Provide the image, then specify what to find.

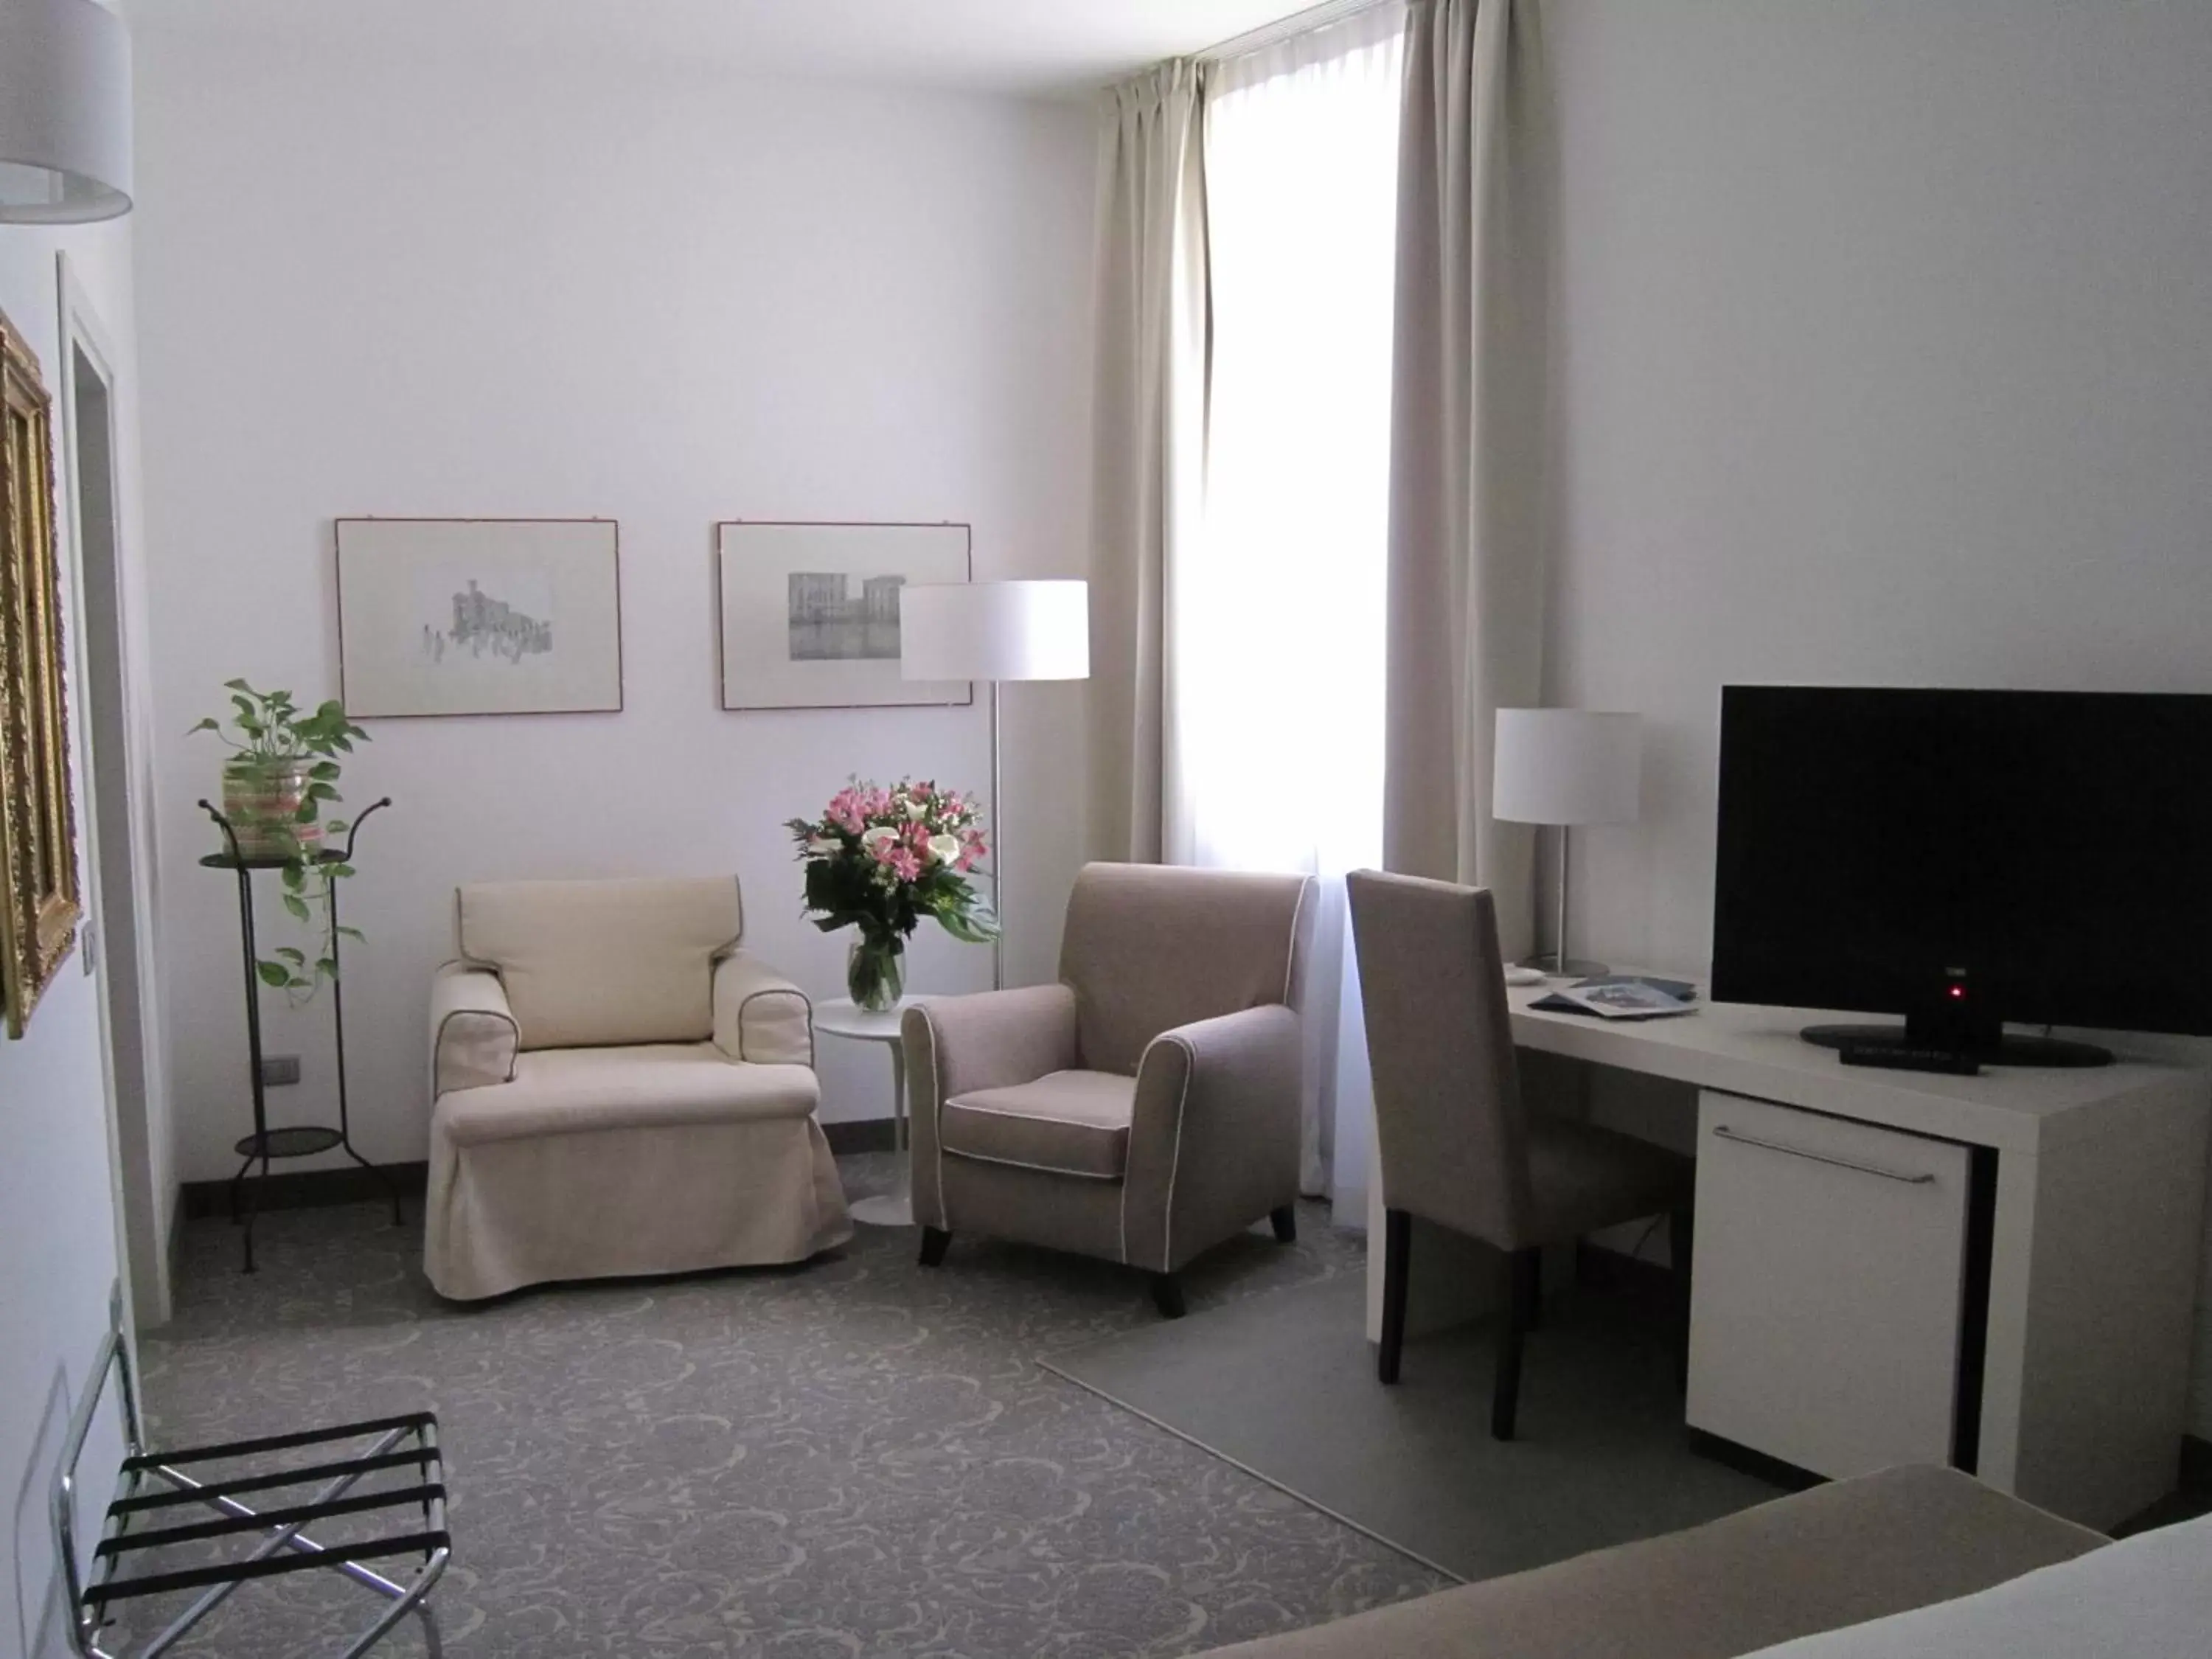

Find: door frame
57;251;171;1326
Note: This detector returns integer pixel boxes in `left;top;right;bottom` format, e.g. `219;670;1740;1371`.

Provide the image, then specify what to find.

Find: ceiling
123;0;1318;97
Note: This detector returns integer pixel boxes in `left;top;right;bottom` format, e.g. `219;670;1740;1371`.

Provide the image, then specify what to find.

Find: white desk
1366;982;2211;1531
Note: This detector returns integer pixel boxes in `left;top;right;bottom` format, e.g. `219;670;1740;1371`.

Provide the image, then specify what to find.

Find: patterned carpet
126;1155;1442;1658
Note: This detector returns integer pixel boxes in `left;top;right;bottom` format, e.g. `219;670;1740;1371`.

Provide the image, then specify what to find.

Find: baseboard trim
178;1122;898;1214
181;1161;428;1220
823;1119;897;1155
1684;1427;1823;1494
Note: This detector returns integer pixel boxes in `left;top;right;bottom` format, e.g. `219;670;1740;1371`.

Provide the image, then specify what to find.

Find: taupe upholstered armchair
902;863;1313;1316
1347;869;1694;1439
424;876;851;1299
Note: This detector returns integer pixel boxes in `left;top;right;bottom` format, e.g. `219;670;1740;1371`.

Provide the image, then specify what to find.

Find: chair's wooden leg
1493;1246;1538;1441
1669;1206;1695;1394
1378;1208;1412;1385
1151;1273;1187;1319
918;1227;951;1267
1517;1246;1543;1333
1270;1204;1297;1244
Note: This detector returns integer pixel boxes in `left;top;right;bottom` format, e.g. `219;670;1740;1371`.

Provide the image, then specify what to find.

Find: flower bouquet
786;779;998;1012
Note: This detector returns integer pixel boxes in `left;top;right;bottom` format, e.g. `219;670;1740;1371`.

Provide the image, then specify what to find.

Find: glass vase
846;935;905;1013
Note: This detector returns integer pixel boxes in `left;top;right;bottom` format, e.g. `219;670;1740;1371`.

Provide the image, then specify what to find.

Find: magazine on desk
1530;975;1699;1020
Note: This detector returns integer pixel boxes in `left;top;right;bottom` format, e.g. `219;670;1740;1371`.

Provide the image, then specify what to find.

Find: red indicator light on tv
1950;986;1965;998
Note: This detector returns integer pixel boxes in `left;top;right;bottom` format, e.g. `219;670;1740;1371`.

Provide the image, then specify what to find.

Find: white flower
806;837;839;857
906;800;928;821
860;826;899;852
927;833;961;866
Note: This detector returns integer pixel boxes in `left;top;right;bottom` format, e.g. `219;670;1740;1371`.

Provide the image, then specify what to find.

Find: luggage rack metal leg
54;1287;451;1659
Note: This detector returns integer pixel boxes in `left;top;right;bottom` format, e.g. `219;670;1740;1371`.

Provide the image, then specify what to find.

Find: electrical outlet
261;1054;302;1088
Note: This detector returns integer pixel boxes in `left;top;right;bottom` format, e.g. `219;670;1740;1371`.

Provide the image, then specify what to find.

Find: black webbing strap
111;1447;439;1514
97;1484;445;1558
84;1531;451;1610
120;1411;436;1471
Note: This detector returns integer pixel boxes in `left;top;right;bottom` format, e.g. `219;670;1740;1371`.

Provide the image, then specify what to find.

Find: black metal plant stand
199;796;400;1272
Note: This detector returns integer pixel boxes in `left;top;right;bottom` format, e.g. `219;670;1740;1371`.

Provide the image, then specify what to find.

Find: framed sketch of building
335;518;622;718
716;521;972;711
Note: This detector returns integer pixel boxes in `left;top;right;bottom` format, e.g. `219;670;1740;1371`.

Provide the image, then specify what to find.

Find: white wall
1540;1;2212;1436
0;218;141;1656
132;32;1096;1183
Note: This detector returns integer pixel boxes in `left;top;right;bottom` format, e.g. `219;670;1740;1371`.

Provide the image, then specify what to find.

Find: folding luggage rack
54;1293;451;1659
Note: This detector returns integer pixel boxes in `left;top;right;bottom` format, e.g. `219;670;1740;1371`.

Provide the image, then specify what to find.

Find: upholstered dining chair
902;862;1313;1317
1346;869;1695;1440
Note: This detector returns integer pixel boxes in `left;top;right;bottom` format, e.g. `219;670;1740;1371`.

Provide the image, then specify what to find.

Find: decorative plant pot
220;757;321;861
846;935;905;1013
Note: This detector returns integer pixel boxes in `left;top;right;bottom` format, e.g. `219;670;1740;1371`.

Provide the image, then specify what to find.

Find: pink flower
885;847;922;883
956;831;988;872
826;788;866;834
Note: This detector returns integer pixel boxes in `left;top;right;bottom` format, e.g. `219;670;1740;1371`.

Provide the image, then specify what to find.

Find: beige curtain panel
1384;0;1554;956
1086;60;1210;864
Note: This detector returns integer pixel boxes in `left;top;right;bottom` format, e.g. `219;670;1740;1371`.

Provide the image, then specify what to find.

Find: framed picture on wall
0;305;82;1039
335;518;623;718
716;521;973;711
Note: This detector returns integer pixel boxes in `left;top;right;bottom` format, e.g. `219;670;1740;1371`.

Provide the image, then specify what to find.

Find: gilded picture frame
0;304;80;1037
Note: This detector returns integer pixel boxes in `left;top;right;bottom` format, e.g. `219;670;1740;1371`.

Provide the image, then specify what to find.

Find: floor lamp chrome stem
990;678;1004;992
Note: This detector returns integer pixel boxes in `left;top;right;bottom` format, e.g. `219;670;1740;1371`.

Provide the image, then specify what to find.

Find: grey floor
126;1155;1444;1658
1046;1272;1784;1582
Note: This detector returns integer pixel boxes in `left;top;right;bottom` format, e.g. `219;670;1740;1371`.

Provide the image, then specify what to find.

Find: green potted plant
189;681;371;1000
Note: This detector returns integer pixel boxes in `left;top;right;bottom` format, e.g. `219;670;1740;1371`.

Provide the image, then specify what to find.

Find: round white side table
814;997;924;1227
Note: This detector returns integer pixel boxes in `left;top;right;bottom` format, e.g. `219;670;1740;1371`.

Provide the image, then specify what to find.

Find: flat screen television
1710;686;2212;1065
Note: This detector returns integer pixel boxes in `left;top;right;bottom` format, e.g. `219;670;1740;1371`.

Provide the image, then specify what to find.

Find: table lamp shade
1493;709;1641;827
0;0;133;224
900;580;1090;683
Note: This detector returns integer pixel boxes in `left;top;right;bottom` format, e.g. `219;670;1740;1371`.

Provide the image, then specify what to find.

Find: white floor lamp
900;580;1090;989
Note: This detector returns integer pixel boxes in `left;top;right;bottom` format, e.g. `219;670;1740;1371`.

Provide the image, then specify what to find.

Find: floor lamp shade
900;580;1089;994
0;0;133;223
899;580;1091;684
1493;709;1641;827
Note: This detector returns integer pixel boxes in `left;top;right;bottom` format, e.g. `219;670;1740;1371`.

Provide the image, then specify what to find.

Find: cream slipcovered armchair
902;863;1312;1317
424;876;851;1299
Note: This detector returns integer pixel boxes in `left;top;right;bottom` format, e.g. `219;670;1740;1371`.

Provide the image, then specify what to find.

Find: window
1175;7;1405;1200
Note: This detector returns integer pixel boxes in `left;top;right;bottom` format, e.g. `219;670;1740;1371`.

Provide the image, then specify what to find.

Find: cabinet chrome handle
1711;1124;1937;1185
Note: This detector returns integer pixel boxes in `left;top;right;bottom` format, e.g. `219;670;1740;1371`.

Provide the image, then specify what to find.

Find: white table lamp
0;0;134;223
1493;709;1641;975
902;579;1090;988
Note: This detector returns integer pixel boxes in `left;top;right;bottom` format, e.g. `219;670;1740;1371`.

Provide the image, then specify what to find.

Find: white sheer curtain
1172;6;1406;1217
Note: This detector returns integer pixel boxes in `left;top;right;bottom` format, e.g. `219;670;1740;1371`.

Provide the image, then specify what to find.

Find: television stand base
1802;1024;2113;1068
